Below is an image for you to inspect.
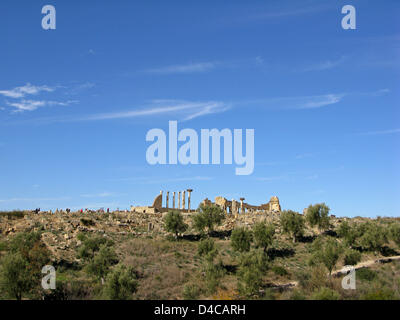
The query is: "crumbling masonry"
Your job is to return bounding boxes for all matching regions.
[130,190,281,215]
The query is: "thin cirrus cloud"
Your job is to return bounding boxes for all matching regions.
[144,62,217,75]
[358,128,400,136]
[82,100,230,122]
[299,56,347,72]
[241,93,345,110]
[0,83,55,98]
[6,99,77,112]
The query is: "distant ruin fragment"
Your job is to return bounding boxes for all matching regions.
[130,189,281,215]
[203,195,281,215]
[130,189,195,214]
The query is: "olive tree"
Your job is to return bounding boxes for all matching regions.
[192,204,225,236]
[164,210,188,238]
[305,203,330,232]
[253,222,275,253]
[280,210,305,243]
[311,238,342,276]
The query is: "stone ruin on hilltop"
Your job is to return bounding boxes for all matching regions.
[130,189,281,216]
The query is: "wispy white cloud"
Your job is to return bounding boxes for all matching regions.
[0,83,55,98]
[66,82,95,95]
[145,62,217,75]
[300,56,347,72]
[82,100,230,121]
[358,128,400,136]
[363,88,391,97]
[242,93,345,110]
[6,99,77,112]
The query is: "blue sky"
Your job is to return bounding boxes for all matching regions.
[0,0,399,217]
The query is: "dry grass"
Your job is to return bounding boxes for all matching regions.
[117,238,200,299]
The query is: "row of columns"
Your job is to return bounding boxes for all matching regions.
[230,197,246,215]
[163,189,193,212]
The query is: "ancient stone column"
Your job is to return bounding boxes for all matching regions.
[187,189,193,212]
[178,191,181,209]
[166,191,169,209]
[232,199,238,216]
[173,192,176,209]
[182,191,186,209]
[240,198,245,214]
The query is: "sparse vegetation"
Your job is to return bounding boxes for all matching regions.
[0,231,51,300]
[0,207,399,300]
[0,211,25,220]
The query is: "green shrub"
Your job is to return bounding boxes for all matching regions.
[271,265,289,276]
[0,210,25,219]
[0,241,8,252]
[204,261,225,294]
[337,221,358,247]
[358,222,388,252]
[253,222,275,253]
[0,252,32,300]
[85,245,119,280]
[0,231,51,300]
[198,238,218,262]
[182,283,201,300]
[310,287,340,300]
[296,265,328,293]
[361,287,396,300]
[231,228,252,253]
[80,218,95,226]
[289,289,307,300]
[237,251,268,298]
[343,249,362,266]
[357,268,377,281]
[76,235,112,260]
[103,264,138,300]
[389,223,400,247]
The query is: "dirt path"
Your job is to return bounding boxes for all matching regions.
[332,255,400,277]
[271,255,400,290]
